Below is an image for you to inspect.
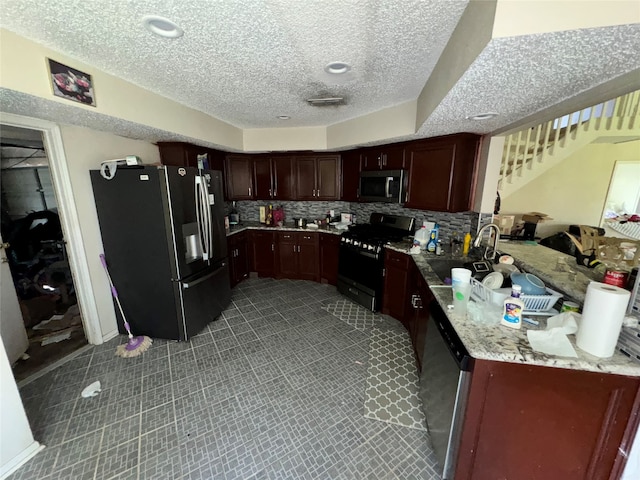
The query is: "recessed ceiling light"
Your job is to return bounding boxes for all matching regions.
[324,62,351,74]
[142,15,184,39]
[277,115,291,120]
[466,112,499,121]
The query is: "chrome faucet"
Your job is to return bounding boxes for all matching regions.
[473,223,501,262]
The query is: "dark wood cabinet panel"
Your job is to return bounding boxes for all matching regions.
[362,145,405,171]
[294,155,340,201]
[225,155,254,200]
[275,231,319,280]
[249,230,276,277]
[316,156,340,200]
[382,250,412,323]
[251,155,295,201]
[320,233,340,285]
[158,142,225,171]
[295,157,317,200]
[253,157,272,200]
[405,134,480,212]
[228,232,249,287]
[457,360,640,480]
[276,232,298,278]
[272,156,295,200]
[298,233,320,281]
[340,150,361,202]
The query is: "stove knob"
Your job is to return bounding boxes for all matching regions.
[368,244,375,251]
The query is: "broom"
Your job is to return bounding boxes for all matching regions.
[99,254,152,358]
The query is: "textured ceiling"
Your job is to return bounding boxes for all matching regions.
[0,0,467,128]
[0,0,639,149]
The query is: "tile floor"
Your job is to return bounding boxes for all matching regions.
[10,278,440,480]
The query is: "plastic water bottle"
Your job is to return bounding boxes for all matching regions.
[414,226,429,250]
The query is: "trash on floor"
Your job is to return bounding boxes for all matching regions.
[40,330,72,346]
[81,381,102,398]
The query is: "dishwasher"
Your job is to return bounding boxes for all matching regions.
[420,297,472,480]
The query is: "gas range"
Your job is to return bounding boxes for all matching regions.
[337,213,415,311]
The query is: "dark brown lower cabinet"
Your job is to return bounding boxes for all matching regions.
[382,250,431,370]
[320,233,340,285]
[457,360,640,480]
[249,230,276,277]
[275,231,320,281]
[228,232,249,287]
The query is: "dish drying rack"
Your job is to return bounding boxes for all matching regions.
[470,277,562,313]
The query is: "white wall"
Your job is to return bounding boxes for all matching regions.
[501,140,640,238]
[58,125,161,339]
[0,341,41,479]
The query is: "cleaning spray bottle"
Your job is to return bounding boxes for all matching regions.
[501,284,524,329]
[462,232,472,256]
[426,224,439,253]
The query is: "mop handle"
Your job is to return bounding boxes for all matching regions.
[99,254,133,339]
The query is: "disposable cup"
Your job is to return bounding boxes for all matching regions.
[452,283,472,314]
[451,268,472,314]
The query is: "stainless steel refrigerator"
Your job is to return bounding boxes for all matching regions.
[90,165,231,341]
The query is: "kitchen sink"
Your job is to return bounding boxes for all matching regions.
[427,258,470,283]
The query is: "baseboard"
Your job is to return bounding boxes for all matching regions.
[0,441,44,480]
[102,329,119,342]
[17,343,94,388]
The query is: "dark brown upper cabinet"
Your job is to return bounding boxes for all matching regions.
[405,134,480,212]
[253,156,296,201]
[340,149,361,202]
[295,155,341,201]
[225,154,254,200]
[361,144,405,171]
[157,142,225,171]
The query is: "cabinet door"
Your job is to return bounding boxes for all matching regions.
[382,145,405,170]
[272,156,295,200]
[316,155,340,200]
[227,237,238,287]
[382,250,411,321]
[457,361,640,480]
[320,233,340,285]
[298,233,319,282]
[412,274,432,371]
[225,155,254,200]
[250,231,275,277]
[158,142,189,167]
[276,232,298,278]
[295,157,316,200]
[405,144,455,211]
[361,149,383,171]
[253,157,272,200]
[341,150,361,202]
[236,235,250,283]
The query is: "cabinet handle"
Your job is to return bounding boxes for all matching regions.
[293,245,296,253]
[248,187,252,196]
[269,188,272,196]
[312,189,316,197]
[297,245,301,253]
[383,154,387,166]
[271,244,274,252]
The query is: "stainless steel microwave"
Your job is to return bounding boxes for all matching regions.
[359,170,407,203]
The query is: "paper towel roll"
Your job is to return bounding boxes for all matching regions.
[576,282,630,358]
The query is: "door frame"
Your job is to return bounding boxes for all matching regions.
[1,112,102,345]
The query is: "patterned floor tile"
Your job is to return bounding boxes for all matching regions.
[14,278,439,480]
[364,327,428,431]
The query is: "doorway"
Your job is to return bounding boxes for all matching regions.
[1,126,87,381]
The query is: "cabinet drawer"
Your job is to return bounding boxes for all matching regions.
[299,232,319,245]
[278,232,296,242]
[385,249,410,270]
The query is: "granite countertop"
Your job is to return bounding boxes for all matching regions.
[226,221,343,236]
[386,242,640,377]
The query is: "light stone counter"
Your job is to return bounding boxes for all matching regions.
[226,221,343,237]
[385,243,640,377]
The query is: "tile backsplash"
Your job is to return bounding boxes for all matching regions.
[227,200,492,242]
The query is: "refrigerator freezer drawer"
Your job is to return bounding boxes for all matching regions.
[178,261,231,340]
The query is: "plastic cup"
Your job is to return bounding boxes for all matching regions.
[451,268,472,314]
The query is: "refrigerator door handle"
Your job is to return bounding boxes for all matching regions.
[203,177,213,261]
[182,263,226,289]
[194,176,204,259]
[195,175,210,261]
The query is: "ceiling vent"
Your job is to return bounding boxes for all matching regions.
[306,97,345,106]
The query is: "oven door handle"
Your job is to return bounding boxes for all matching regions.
[384,177,392,198]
